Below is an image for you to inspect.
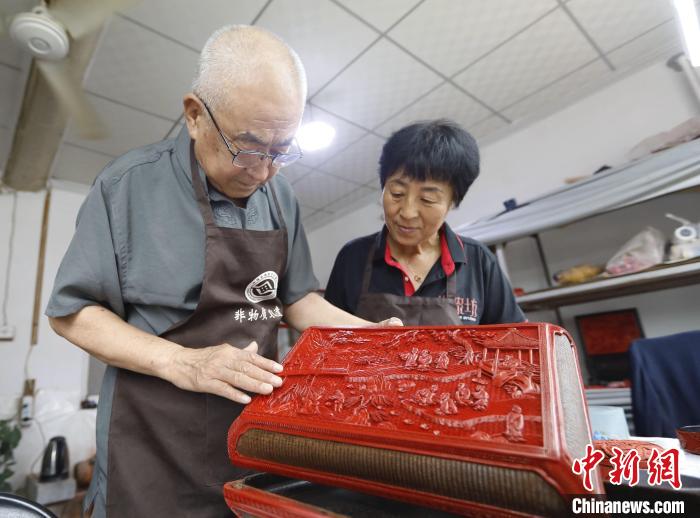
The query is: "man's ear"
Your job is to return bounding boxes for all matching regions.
[183,93,204,140]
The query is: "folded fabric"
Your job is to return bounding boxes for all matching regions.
[630,330,700,437]
[628,117,700,161]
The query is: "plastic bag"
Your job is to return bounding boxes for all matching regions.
[605,227,666,275]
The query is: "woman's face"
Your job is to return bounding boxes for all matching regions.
[382,171,453,248]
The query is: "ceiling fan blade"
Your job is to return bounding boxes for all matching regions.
[47,0,136,40]
[36,59,107,139]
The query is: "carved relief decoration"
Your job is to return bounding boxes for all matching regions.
[264,327,544,446]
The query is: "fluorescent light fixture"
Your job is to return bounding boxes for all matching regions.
[297,121,336,151]
[674,0,700,66]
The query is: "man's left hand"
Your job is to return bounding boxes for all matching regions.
[375,317,403,326]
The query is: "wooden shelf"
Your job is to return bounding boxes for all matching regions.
[516,259,700,310]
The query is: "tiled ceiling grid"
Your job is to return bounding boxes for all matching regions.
[0,0,685,232]
[0,0,35,178]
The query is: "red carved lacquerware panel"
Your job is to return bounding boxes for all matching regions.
[223,480,346,518]
[264,327,543,446]
[227,324,602,517]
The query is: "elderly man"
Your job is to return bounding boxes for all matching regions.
[47,25,397,517]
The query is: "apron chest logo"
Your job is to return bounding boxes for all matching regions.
[245,271,279,303]
[455,296,479,322]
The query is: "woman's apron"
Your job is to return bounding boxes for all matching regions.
[354,240,462,326]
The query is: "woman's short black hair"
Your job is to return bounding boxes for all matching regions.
[378,119,480,207]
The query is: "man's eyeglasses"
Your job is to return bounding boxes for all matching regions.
[200,99,302,169]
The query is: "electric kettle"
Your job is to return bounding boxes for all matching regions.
[39,436,69,482]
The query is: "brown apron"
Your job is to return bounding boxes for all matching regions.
[104,142,287,517]
[355,240,462,326]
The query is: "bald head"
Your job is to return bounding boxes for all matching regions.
[184,26,306,200]
[192,25,307,111]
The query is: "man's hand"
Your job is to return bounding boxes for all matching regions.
[49,307,284,404]
[375,317,403,327]
[166,341,283,404]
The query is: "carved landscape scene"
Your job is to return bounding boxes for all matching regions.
[263,328,545,446]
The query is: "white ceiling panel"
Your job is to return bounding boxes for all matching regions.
[375,82,493,138]
[64,94,174,157]
[167,122,185,140]
[335,0,423,32]
[453,9,599,110]
[2,0,684,238]
[0,36,26,70]
[503,59,611,122]
[302,207,335,232]
[313,39,442,129]
[257,0,378,96]
[120,0,267,50]
[291,170,362,210]
[84,16,198,120]
[607,19,682,71]
[567,0,675,53]
[0,0,36,68]
[330,184,377,217]
[317,133,385,185]
[299,204,318,220]
[0,127,12,173]
[468,115,510,142]
[280,162,314,185]
[389,0,557,76]
[50,143,114,184]
[298,106,367,168]
[0,0,35,16]
[0,66,24,129]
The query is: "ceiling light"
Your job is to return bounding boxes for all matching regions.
[674,0,700,66]
[297,121,336,151]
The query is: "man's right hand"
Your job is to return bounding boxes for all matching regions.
[49,307,284,405]
[166,341,284,404]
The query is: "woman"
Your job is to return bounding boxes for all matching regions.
[325,119,524,325]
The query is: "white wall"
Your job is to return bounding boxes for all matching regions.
[1,191,43,399]
[1,57,698,489]
[509,191,700,383]
[447,59,700,228]
[0,183,92,490]
[470,58,700,360]
[306,59,700,383]
[309,59,700,286]
[506,192,700,293]
[307,197,384,287]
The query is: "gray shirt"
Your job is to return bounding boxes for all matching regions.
[45,127,319,517]
[45,126,319,334]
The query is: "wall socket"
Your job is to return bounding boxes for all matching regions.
[0,324,16,341]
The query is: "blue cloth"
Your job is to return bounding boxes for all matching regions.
[630,330,700,437]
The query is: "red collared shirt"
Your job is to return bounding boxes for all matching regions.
[384,228,457,296]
